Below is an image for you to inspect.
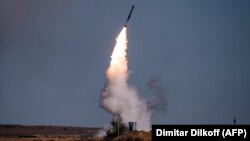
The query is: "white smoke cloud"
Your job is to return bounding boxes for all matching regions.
[95,129,106,137]
[100,27,151,131]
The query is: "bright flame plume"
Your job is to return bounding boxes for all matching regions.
[100,27,151,131]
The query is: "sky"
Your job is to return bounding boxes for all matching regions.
[0,0,250,127]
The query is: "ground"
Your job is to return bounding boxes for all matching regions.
[0,125,151,141]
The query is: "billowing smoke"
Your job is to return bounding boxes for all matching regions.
[146,75,168,113]
[100,27,151,131]
[95,129,106,137]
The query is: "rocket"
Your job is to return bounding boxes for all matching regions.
[124,5,135,27]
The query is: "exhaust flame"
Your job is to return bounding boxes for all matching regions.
[100,27,151,131]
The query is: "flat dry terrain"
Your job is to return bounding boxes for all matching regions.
[0,125,151,141]
[0,125,100,141]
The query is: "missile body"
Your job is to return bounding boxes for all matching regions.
[124,5,134,27]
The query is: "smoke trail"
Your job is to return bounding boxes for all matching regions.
[100,27,151,131]
[146,75,167,113]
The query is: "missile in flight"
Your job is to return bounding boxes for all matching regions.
[124,5,135,27]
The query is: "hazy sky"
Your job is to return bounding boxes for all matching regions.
[1,0,250,127]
